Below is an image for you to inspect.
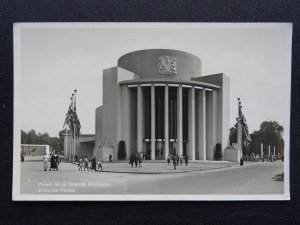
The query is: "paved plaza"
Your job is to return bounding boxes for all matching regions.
[20,160,284,195]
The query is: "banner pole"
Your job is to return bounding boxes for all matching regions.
[65,126,68,160]
[73,89,77,160]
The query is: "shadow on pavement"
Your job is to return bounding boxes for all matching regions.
[272,173,284,182]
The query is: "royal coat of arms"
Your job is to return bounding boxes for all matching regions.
[158,56,177,75]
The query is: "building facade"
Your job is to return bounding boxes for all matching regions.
[95,49,230,161]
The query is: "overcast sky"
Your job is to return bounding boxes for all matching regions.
[17,23,292,142]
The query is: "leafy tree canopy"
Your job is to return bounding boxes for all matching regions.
[229,120,284,156]
[21,129,65,154]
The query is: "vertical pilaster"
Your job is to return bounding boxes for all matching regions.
[177,85,183,156]
[206,89,217,160]
[188,87,195,160]
[151,84,155,160]
[237,121,243,162]
[137,85,143,153]
[164,85,169,160]
[198,89,206,160]
[126,87,131,159]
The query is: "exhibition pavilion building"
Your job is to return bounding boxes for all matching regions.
[92,49,230,161]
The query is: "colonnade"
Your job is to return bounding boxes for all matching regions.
[129,83,216,160]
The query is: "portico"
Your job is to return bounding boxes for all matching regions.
[121,80,219,161]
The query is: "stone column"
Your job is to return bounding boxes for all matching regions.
[188,87,195,160]
[151,84,155,160]
[198,89,206,160]
[164,85,169,160]
[177,85,183,156]
[137,85,143,153]
[206,90,217,160]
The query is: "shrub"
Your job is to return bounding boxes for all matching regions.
[117,140,126,160]
[214,143,222,160]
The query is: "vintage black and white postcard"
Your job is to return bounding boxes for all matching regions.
[13,23,292,200]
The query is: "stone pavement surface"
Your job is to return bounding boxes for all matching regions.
[19,160,283,195]
[19,160,236,194]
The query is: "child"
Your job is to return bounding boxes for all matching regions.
[84,156,89,171]
[78,158,83,171]
[97,161,103,171]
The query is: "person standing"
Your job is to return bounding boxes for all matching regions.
[57,153,61,166]
[43,153,48,171]
[78,157,83,171]
[109,154,112,163]
[184,155,188,166]
[50,154,55,171]
[54,153,59,171]
[167,155,170,165]
[84,156,89,171]
[240,158,244,167]
[172,155,178,170]
[97,161,103,171]
[180,155,183,166]
[91,156,97,171]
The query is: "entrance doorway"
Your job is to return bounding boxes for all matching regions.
[145,142,151,160]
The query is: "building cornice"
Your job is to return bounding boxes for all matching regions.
[119,78,220,89]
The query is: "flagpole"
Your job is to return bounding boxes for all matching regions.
[237,98,242,163]
[65,125,68,160]
[74,89,77,160]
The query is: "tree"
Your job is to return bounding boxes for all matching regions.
[21,130,27,144]
[214,143,222,160]
[20,129,65,154]
[229,123,250,155]
[37,132,50,145]
[249,121,284,156]
[27,129,37,144]
[249,130,262,155]
[229,126,237,145]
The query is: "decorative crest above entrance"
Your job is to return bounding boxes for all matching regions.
[158,56,177,75]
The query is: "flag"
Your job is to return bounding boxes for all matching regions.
[66,92,81,138]
[63,113,72,128]
[238,106,251,143]
[70,111,81,137]
[68,97,75,116]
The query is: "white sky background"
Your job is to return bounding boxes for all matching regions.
[19,23,292,143]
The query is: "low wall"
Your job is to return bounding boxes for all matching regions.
[102,146,115,162]
[223,147,238,162]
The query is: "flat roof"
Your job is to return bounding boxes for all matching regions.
[78,135,95,143]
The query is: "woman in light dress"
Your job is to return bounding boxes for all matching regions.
[78,157,84,171]
[83,156,89,171]
[43,153,48,171]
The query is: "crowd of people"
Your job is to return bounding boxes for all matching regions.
[77,156,103,172]
[40,152,191,172]
[129,152,143,167]
[43,152,61,171]
[42,154,104,172]
[167,154,189,170]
